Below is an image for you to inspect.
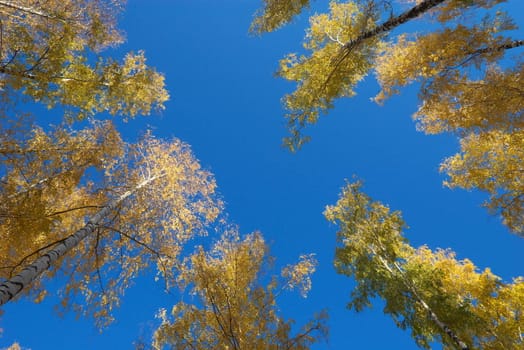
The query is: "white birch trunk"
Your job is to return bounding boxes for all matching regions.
[0,1,61,20]
[0,175,160,306]
[370,245,469,350]
[342,0,447,51]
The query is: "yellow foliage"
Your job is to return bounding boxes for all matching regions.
[153,229,326,349]
[374,11,523,234]
[56,133,222,327]
[0,0,168,120]
[4,342,22,350]
[441,129,524,233]
[254,0,523,234]
[278,1,379,150]
[0,120,123,284]
[0,122,222,327]
[327,182,524,349]
[375,15,517,107]
[414,64,523,134]
[250,0,311,34]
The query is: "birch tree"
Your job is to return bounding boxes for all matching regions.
[0,0,168,120]
[0,126,222,327]
[152,229,327,350]
[0,120,122,291]
[253,0,521,146]
[252,0,523,235]
[325,181,524,349]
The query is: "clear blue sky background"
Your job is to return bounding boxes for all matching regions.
[2,1,524,349]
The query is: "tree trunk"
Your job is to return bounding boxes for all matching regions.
[0,175,161,306]
[325,0,448,95]
[371,246,469,350]
[0,1,61,20]
[343,0,447,52]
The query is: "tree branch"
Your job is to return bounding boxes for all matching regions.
[0,1,64,21]
[0,236,68,278]
[94,228,105,294]
[46,205,106,218]
[0,174,163,306]
[326,0,447,91]
[367,239,469,350]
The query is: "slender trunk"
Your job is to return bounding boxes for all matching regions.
[0,174,161,306]
[0,66,111,87]
[390,260,469,350]
[473,39,524,55]
[338,0,523,60]
[343,0,447,52]
[0,1,61,21]
[371,246,469,350]
[324,0,448,95]
[0,66,36,80]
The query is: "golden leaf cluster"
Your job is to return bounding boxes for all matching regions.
[153,229,326,350]
[0,0,168,120]
[327,181,524,349]
[0,117,223,326]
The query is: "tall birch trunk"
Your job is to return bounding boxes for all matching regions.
[325,0,448,93]
[370,245,469,350]
[0,1,63,20]
[343,0,447,51]
[0,175,160,306]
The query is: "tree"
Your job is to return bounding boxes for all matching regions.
[252,0,524,235]
[254,0,520,145]
[152,229,327,350]
[0,0,176,327]
[0,0,168,120]
[0,120,123,297]
[325,181,524,349]
[0,126,222,327]
[0,0,224,334]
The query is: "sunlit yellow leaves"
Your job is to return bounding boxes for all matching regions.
[435,0,508,23]
[375,17,518,105]
[0,0,124,49]
[279,1,379,150]
[407,247,524,350]
[0,0,168,121]
[441,129,524,234]
[281,253,316,297]
[153,229,326,350]
[373,17,523,234]
[257,0,523,234]
[4,342,22,350]
[55,134,222,327]
[414,64,524,134]
[250,0,310,34]
[405,61,524,235]
[0,121,122,280]
[0,121,222,327]
[327,181,524,349]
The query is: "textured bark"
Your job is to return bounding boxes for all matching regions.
[325,0,448,94]
[0,175,161,306]
[0,1,62,20]
[473,39,524,55]
[343,0,447,52]
[0,66,112,86]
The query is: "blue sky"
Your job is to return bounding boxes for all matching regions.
[1,1,524,349]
